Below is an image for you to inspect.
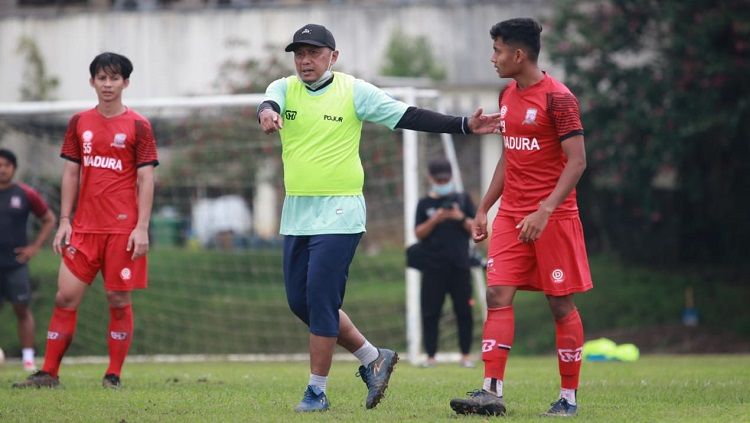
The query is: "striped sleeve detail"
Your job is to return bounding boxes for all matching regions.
[547,92,584,141]
[135,119,159,167]
[60,114,82,162]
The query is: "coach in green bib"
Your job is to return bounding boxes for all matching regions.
[258,23,501,413]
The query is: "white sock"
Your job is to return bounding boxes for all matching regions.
[22,348,34,362]
[483,377,503,397]
[353,341,379,366]
[560,388,576,405]
[309,373,328,393]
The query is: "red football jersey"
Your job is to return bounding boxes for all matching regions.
[61,108,158,234]
[498,73,584,218]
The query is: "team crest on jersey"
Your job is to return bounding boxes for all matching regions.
[522,108,538,125]
[82,130,93,142]
[500,105,508,118]
[10,195,21,209]
[111,133,127,148]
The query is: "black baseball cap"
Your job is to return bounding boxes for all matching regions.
[285,24,336,52]
[428,158,452,180]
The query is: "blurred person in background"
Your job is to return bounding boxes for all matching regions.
[258,23,501,412]
[449,18,592,418]
[13,52,158,390]
[413,158,476,369]
[0,148,56,372]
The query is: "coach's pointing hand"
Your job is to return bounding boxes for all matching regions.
[259,109,284,134]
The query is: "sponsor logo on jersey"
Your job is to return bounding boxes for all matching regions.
[117,214,128,221]
[558,347,583,363]
[500,105,508,118]
[285,110,297,120]
[47,331,60,340]
[551,268,565,284]
[323,114,343,122]
[120,267,132,280]
[111,133,127,149]
[504,136,540,151]
[10,195,21,209]
[110,331,129,341]
[83,130,93,142]
[83,155,123,171]
[523,108,538,125]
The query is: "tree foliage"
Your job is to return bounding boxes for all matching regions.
[17,36,59,101]
[547,0,750,267]
[380,29,446,81]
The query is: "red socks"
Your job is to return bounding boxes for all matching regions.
[482,306,514,380]
[555,308,584,389]
[42,306,78,377]
[105,304,134,377]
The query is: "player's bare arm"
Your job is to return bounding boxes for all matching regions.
[516,135,586,243]
[467,108,503,135]
[15,209,56,263]
[259,108,283,134]
[53,161,80,255]
[473,154,506,243]
[129,165,155,260]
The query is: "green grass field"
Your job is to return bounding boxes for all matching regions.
[0,355,748,422]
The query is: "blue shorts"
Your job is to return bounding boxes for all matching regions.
[283,233,362,337]
[0,264,31,304]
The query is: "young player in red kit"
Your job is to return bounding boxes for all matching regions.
[449,18,592,417]
[13,52,158,389]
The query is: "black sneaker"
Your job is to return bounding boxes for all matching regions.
[102,373,121,389]
[12,370,60,389]
[356,348,399,409]
[541,397,577,417]
[450,389,506,416]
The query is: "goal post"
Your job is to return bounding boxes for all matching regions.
[0,90,486,363]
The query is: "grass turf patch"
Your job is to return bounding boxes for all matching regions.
[0,355,748,422]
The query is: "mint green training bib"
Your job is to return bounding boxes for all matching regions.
[280,72,364,196]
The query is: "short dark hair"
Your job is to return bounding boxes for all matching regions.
[490,18,543,62]
[428,158,452,179]
[0,148,17,168]
[89,52,133,79]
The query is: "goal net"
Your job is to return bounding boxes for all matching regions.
[0,91,485,364]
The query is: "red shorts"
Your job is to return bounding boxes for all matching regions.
[486,214,593,296]
[63,232,148,291]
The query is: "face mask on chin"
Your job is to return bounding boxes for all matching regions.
[432,182,454,197]
[300,55,334,90]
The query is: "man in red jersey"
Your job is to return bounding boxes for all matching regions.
[449,18,591,417]
[13,52,158,389]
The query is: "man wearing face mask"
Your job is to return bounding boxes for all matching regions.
[257,24,501,413]
[413,159,476,369]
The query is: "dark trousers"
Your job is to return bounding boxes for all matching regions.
[420,264,473,357]
[283,233,362,337]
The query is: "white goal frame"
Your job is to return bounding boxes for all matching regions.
[0,91,486,366]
